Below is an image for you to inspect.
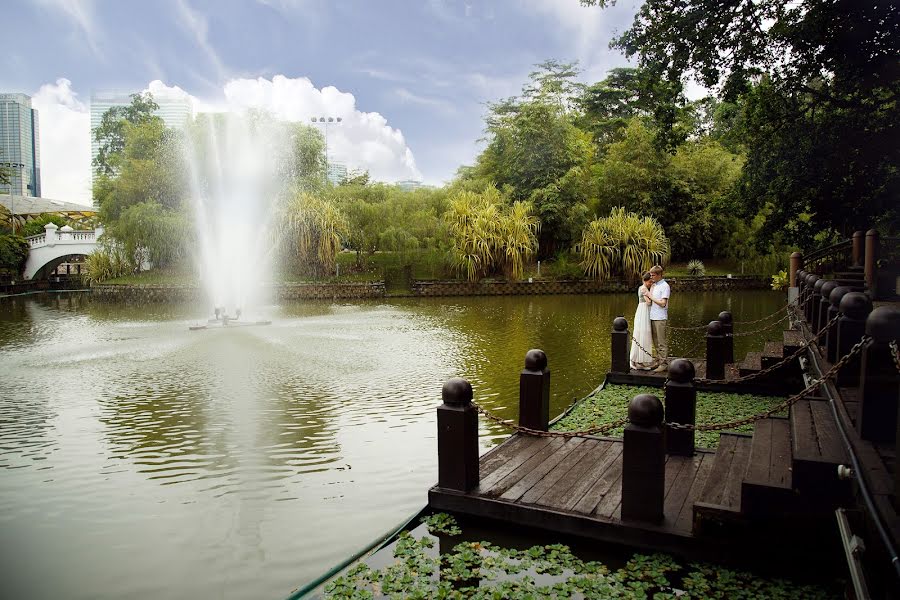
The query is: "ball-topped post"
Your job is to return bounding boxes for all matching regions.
[790,252,803,288]
[865,229,879,297]
[437,377,479,492]
[622,394,665,523]
[817,280,840,333]
[519,349,550,431]
[665,359,696,456]
[836,292,873,387]
[825,286,853,363]
[857,307,900,443]
[718,310,734,364]
[611,316,630,374]
[705,320,726,380]
[804,274,820,323]
[811,278,828,332]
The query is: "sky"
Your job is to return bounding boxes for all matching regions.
[3,0,641,206]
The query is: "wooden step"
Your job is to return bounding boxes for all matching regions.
[790,399,850,500]
[741,418,795,516]
[835,271,866,281]
[693,433,752,532]
[739,352,763,377]
[783,330,804,356]
[761,341,784,369]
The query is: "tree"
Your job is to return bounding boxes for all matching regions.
[584,0,900,239]
[281,192,349,277]
[93,92,161,176]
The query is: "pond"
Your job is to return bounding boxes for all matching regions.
[0,289,785,599]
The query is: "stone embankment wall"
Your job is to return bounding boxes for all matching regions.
[90,276,767,302]
[409,276,768,297]
[91,282,386,302]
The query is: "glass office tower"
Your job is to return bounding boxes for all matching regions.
[0,93,41,197]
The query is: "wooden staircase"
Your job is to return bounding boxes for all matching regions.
[692,324,850,535]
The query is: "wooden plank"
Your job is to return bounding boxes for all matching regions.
[480,434,536,478]
[719,435,752,510]
[500,437,584,502]
[592,464,624,518]
[676,453,713,532]
[769,418,792,488]
[476,436,555,492]
[664,455,701,529]
[698,433,738,506]
[809,400,846,464]
[539,442,621,511]
[744,419,773,484]
[572,449,624,514]
[483,436,567,498]
[519,437,598,504]
[791,400,818,460]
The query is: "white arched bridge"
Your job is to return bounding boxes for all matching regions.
[24,222,101,280]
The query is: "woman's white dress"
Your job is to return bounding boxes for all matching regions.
[630,285,655,369]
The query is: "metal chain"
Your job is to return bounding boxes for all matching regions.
[472,402,628,438]
[891,340,900,374]
[630,335,658,361]
[668,335,869,431]
[693,312,840,385]
[731,314,790,337]
[732,303,792,326]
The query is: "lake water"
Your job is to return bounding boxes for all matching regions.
[0,290,785,599]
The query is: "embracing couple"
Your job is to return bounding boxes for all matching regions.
[629,265,670,373]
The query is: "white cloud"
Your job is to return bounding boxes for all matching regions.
[31,79,92,206]
[31,75,422,202]
[217,75,422,181]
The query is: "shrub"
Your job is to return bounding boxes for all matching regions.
[575,207,669,282]
[687,259,706,276]
[771,269,788,291]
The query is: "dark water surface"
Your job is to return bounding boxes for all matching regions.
[0,290,785,599]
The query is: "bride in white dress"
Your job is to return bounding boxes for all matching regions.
[630,272,656,370]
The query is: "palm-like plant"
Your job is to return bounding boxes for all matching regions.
[445,186,539,281]
[282,191,349,276]
[576,207,669,281]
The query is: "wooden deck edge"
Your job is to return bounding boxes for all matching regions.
[605,372,787,395]
[428,485,704,557]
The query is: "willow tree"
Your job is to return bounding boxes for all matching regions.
[576,207,668,282]
[445,185,539,281]
[281,191,349,277]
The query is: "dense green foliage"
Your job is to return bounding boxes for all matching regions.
[576,207,668,282]
[583,0,899,247]
[19,214,70,238]
[0,234,28,277]
[324,513,837,598]
[553,384,786,449]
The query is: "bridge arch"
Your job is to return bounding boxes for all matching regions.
[23,223,101,280]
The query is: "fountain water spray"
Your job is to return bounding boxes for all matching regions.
[185,112,293,320]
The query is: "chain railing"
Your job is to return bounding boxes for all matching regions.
[692,312,840,385]
[667,336,868,431]
[475,334,867,439]
[731,313,791,337]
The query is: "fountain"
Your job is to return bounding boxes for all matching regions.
[184,112,293,330]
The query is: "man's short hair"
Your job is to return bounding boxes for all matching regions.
[650,265,663,275]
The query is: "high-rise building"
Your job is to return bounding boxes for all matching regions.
[90,91,193,194]
[326,161,348,185]
[396,179,424,192]
[0,93,41,197]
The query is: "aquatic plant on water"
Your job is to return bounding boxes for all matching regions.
[551,384,786,449]
[323,513,837,599]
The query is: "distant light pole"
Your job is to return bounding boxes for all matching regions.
[310,116,342,184]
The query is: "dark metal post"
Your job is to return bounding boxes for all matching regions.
[857,308,900,443]
[851,231,864,269]
[519,349,550,432]
[790,252,803,288]
[865,229,879,298]
[611,316,630,374]
[836,292,873,387]
[437,377,479,492]
[818,281,839,334]
[718,311,734,365]
[622,394,665,523]
[826,286,852,364]
[665,359,696,456]
[705,321,726,380]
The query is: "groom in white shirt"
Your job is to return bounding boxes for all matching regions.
[648,265,670,373]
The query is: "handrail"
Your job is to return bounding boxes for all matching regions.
[805,239,851,262]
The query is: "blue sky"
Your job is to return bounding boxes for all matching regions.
[3,0,640,204]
